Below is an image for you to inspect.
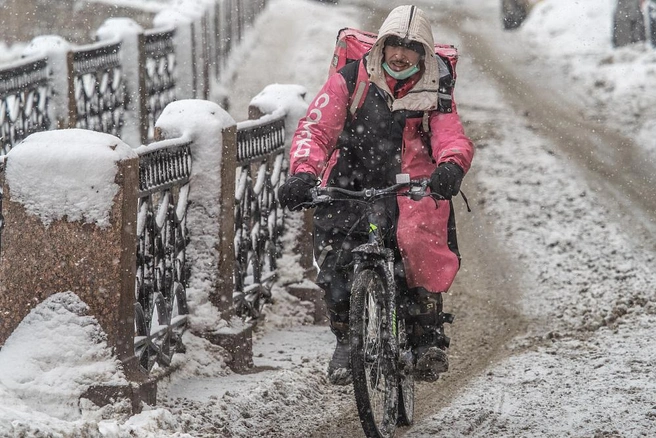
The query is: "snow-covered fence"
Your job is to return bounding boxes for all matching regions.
[0,0,269,152]
[134,138,192,373]
[0,85,306,387]
[138,27,178,145]
[0,56,51,155]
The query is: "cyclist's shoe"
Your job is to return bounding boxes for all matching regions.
[327,338,352,385]
[414,345,449,382]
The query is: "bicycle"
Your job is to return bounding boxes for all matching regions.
[309,174,444,438]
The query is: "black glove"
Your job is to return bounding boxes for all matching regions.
[278,172,317,211]
[429,162,464,199]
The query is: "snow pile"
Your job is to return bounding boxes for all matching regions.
[0,292,129,436]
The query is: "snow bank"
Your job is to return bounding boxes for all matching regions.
[0,292,127,429]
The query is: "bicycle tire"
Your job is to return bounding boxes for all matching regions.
[350,268,398,438]
[396,317,414,426]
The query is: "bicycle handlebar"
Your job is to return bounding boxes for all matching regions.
[308,177,441,206]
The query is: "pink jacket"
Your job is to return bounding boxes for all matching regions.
[289,70,474,292]
[289,5,474,292]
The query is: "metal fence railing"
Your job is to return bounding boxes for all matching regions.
[0,56,50,155]
[138,28,177,145]
[134,139,192,372]
[67,40,126,138]
[233,111,287,321]
[0,0,291,375]
[0,0,268,153]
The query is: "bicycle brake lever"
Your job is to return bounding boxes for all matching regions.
[314,194,332,204]
[408,183,427,201]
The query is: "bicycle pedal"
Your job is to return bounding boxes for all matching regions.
[443,335,451,348]
[439,312,455,325]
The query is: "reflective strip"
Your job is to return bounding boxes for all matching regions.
[316,244,333,268]
[422,112,430,132]
[349,81,368,116]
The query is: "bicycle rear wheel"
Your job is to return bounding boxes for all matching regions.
[350,268,398,438]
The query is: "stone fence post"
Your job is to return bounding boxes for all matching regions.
[0,129,140,378]
[154,99,252,370]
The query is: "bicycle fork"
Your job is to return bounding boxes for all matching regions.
[352,219,399,360]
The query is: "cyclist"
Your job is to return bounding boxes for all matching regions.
[279,4,474,384]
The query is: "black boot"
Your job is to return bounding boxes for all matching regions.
[406,289,453,382]
[327,317,352,385]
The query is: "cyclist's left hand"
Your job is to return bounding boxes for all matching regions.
[429,162,463,198]
[278,172,317,211]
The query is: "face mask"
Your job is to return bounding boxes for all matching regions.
[382,62,420,80]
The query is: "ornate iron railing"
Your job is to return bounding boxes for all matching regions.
[234,111,287,321]
[68,40,126,137]
[139,28,176,145]
[0,157,4,254]
[0,56,51,155]
[135,139,191,372]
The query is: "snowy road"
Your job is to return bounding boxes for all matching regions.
[212,0,656,436]
[165,0,656,436]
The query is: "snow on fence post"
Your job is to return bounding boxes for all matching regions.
[0,129,141,380]
[21,36,72,130]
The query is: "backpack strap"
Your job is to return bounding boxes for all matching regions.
[436,54,455,114]
[339,58,370,120]
[350,77,369,117]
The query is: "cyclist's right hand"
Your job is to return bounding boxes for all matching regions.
[278,172,317,211]
[429,162,463,199]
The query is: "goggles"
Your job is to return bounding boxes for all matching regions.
[384,35,425,56]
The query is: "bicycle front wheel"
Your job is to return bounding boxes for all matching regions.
[350,268,398,438]
[396,316,415,426]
